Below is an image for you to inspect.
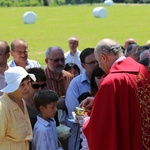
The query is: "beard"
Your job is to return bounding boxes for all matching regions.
[54,65,64,74]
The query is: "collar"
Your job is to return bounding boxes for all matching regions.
[45,67,66,80]
[69,49,80,56]
[110,57,140,74]
[37,115,54,126]
[81,71,90,84]
[11,59,29,66]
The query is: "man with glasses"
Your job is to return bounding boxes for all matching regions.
[45,46,73,150]
[65,47,97,150]
[8,38,41,69]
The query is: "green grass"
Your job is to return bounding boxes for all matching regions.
[0,4,150,66]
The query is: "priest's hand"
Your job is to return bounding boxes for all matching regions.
[79,96,94,111]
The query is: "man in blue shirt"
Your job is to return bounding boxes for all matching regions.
[65,48,97,150]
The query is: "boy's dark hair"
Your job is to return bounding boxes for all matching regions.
[21,75,31,83]
[33,90,59,112]
[80,48,94,63]
[27,67,46,82]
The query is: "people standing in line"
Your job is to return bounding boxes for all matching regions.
[0,40,10,96]
[44,46,73,150]
[8,38,41,69]
[65,48,97,150]
[80,38,150,150]
[32,90,63,150]
[65,36,84,73]
[64,62,80,77]
[0,66,36,150]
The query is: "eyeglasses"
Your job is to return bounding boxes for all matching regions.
[13,50,28,55]
[84,60,98,65]
[31,83,47,89]
[47,57,65,63]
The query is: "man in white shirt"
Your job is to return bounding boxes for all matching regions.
[8,38,41,70]
[65,36,84,73]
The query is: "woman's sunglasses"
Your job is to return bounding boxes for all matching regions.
[31,83,47,89]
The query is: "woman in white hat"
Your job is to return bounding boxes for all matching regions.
[0,66,36,150]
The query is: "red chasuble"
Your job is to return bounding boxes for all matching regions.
[83,57,150,150]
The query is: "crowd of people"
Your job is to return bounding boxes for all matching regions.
[0,36,150,150]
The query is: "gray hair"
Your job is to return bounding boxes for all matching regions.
[95,41,123,56]
[45,46,64,58]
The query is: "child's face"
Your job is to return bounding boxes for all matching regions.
[41,101,57,121]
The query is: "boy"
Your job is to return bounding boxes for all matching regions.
[32,90,63,150]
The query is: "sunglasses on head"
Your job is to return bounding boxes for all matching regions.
[31,83,47,89]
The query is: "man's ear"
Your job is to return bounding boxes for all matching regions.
[45,58,48,64]
[39,105,45,112]
[6,53,10,59]
[10,50,13,57]
[81,63,85,69]
[101,53,107,61]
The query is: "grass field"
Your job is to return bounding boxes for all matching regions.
[0,4,150,66]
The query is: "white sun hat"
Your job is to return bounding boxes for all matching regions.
[0,66,36,93]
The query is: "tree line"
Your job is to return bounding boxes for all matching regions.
[0,0,149,7]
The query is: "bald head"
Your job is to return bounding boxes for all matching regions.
[124,38,136,49]
[0,40,10,68]
[68,36,79,42]
[146,40,150,47]
[95,38,124,74]
[140,50,150,61]
[45,46,64,58]
[95,38,123,55]
[0,41,10,54]
[11,38,28,51]
[68,36,79,54]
